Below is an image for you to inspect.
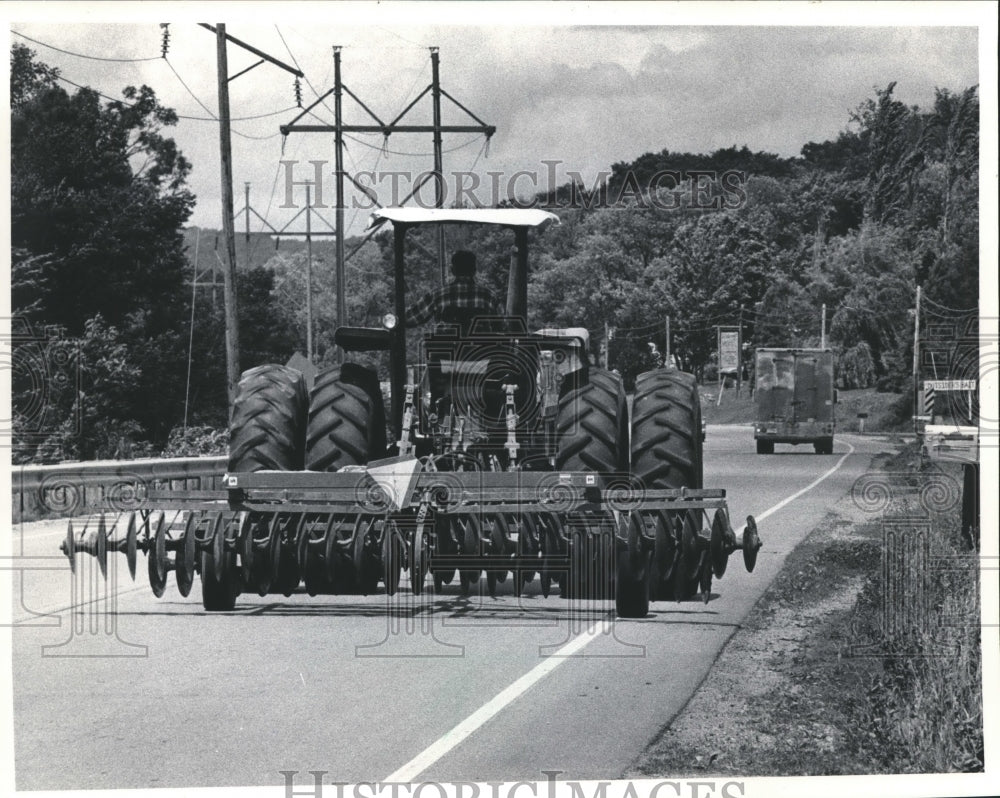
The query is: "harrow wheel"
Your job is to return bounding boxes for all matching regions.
[148,513,168,599]
[514,514,538,597]
[209,512,226,583]
[411,522,429,596]
[649,512,677,601]
[124,513,138,581]
[353,516,381,595]
[245,514,277,597]
[456,515,482,595]
[616,512,651,618]
[175,513,197,598]
[710,508,731,579]
[299,515,331,597]
[674,512,702,602]
[383,519,403,597]
[743,515,761,573]
[274,515,304,597]
[95,514,108,579]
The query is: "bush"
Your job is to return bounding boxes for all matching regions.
[840,342,876,389]
[161,425,228,458]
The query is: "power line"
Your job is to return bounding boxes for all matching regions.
[52,72,296,123]
[164,57,218,119]
[12,29,162,63]
[343,131,483,157]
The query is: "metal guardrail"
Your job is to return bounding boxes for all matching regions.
[922,424,979,464]
[12,456,228,523]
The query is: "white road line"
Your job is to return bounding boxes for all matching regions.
[384,622,601,783]
[735,441,856,533]
[384,440,858,783]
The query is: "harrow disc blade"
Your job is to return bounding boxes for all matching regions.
[175,513,197,598]
[96,514,108,579]
[238,513,255,584]
[742,515,761,573]
[410,524,428,596]
[125,513,138,581]
[674,512,700,602]
[323,515,344,590]
[62,521,76,574]
[148,513,168,598]
[457,515,481,590]
[209,512,226,584]
[353,516,380,595]
[710,508,730,579]
[383,519,402,597]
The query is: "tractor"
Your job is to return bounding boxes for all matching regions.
[61,208,760,618]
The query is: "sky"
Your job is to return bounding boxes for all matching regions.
[5,3,994,239]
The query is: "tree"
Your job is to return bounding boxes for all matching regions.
[10,45,197,459]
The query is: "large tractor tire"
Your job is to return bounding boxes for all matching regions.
[228,364,308,472]
[219,365,307,610]
[556,368,627,600]
[631,369,703,490]
[306,365,386,472]
[555,367,628,473]
[630,369,704,603]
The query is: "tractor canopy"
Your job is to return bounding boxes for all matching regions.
[366,207,561,232]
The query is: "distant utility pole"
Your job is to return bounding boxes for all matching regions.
[202,22,304,408]
[821,303,826,349]
[305,182,314,362]
[912,284,921,432]
[664,315,671,368]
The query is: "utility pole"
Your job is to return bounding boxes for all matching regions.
[333,47,346,356]
[244,182,251,270]
[737,304,744,397]
[664,315,671,369]
[200,22,303,408]
[215,23,241,409]
[912,284,921,432]
[305,182,314,362]
[821,303,826,349]
[604,322,612,370]
[431,48,446,283]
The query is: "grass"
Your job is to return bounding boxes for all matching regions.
[699,386,910,432]
[630,444,983,777]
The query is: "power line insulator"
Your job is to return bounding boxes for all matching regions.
[159,23,170,58]
[294,77,302,108]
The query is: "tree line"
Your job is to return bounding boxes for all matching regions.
[9,43,979,461]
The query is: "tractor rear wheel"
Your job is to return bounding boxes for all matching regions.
[228,364,308,472]
[222,365,307,608]
[555,368,626,599]
[306,365,385,471]
[631,369,704,601]
[555,366,628,473]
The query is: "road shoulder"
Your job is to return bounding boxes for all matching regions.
[626,441,983,776]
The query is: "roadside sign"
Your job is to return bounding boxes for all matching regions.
[923,379,976,391]
[719,329,739,373]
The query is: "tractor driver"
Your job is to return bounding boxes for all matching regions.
[405,250,503,332]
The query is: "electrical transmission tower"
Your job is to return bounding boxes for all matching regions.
[279,47,496,354]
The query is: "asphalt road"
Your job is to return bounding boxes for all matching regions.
[10,428,894,790]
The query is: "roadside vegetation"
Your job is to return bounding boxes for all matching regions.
[630,444,983,776]
[10,43,978,462]
[700,386,912,432]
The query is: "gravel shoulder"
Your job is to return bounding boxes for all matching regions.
[626,442,983,777]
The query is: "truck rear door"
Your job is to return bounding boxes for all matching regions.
[756,350,795,421]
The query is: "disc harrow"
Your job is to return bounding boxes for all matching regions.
[58,469,762,615]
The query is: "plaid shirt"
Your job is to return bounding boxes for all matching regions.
[405,276,503,326]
